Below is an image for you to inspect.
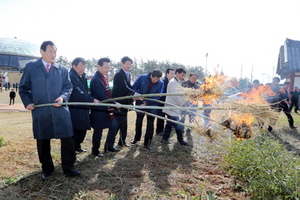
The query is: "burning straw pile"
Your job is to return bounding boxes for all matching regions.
[180,74,278,140]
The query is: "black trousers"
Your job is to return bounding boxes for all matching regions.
[271,102,294,127]
[36,137,76,174]
[73,130,87,150]
[156,106,165,133]
[114,111,128,145]
[134,111,155,146]
[92,119,118,153]
[9,97,15,105]
[290,100,299,113]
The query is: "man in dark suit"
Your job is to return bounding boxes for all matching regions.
[112,56,138,147]
[19,41,80,181]
[69,57,99,158]
[9,88,16,105]
[155,68,174,135]
[131,69,164,149]
[90,58,121,157]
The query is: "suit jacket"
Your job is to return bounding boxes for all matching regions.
[69,68,94,130]
[132,73,164,114]
[112,68,135,115]
[19,59,73,139]
[90,71,116,129]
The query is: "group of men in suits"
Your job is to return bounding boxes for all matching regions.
[19,40,192,181]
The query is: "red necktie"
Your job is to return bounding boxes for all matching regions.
[46,64,51,72]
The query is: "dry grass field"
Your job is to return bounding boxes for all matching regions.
[1,90,300,199]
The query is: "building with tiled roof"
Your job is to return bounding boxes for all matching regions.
[277,38,300,89]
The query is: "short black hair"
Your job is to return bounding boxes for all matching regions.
[40,41,56,51]
[284,81,290,85]
[151,69,162,78]
[72,57,86,66]
[165,68,174,74]
[121,56,132,64]
[253,79,259,84]
[189,73,198,77]
[273,77,280,83]
[98,58,110,66]
[175,68,186,74]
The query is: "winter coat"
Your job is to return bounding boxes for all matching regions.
[69,68,94,130]
[90,71,116,129]
[19,59,73,140]
[132,73,164,114]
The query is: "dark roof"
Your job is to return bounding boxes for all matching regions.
[0,38,39,71]
[277,38,300,79]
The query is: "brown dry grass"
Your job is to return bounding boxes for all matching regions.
[1,91,300,199]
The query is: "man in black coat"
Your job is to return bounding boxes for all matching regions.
[155,68,174,136]
[111,56,138,147]
[90,58,121,156]
[69,57,99,157]
[9,88,16,105]
[290,86,300,113]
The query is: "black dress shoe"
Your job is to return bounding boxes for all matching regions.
[63,168,81,177]
[41,173,52,181]
[75,157,80,162]
[118,141,130,147]
[144,145,152,150]
[290,125,297,129]
[131,139,138,144]
[76,148,87,153]
[93,152,104,157]
[105,147,121,153]
[161,139,172,144]
[179,141,188,146]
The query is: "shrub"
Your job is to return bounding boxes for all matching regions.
[221,135,300,199]
[0,137,5,147]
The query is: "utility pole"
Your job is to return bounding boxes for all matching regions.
[240,65,243,79]
[250,65,253,82]
[205,53,208,73]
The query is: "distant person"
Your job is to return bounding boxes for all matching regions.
[131,69,164,150]
[290,86,300,113]
[155,68,174,136]
[9,88,16,105]
[111,56,138,147]
[69,57,99,159]
[245,79,259,93]
[15,82,18,92]
[266,78,297,131]
[19,41,80,181]
[90,58,121,157]
[161,68,188,146]
[182,73,200,133]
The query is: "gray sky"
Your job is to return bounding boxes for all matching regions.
[1,0,300,83]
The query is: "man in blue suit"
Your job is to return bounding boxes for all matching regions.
[131,69,164,149]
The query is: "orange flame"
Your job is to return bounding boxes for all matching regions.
[200,72,227,105]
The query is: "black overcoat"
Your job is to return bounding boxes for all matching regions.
[69,68,94,130]
[90,71,116,129]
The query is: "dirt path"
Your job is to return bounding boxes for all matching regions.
[0,103,28,112]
